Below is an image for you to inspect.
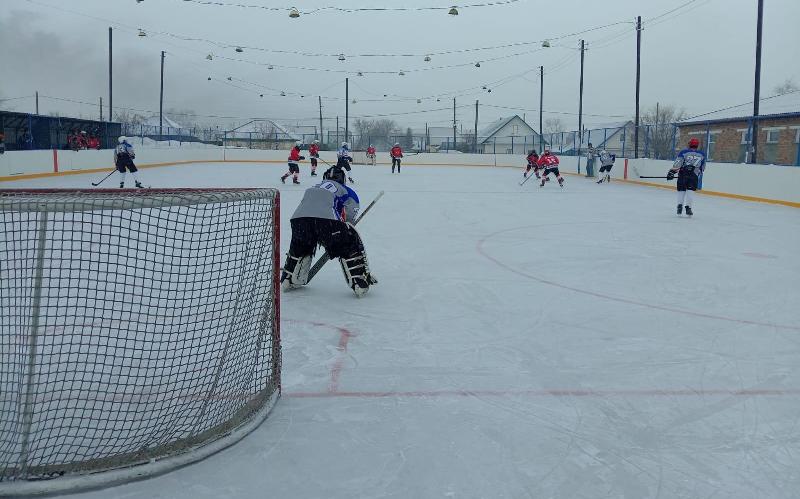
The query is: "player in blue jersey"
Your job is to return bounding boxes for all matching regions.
[668,137,706,216]
[115,136,145,188]
[280,174,377,296]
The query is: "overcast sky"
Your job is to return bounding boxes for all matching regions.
[1,0,798,132]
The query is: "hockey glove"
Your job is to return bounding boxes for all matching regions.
[666,170,676,181]
[300,156,306,160]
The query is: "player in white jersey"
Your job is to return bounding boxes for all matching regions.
[115,137,144,188]
[595,149,615,184]
[668,137,706,217]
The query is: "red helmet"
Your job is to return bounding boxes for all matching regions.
[688,137,700,149]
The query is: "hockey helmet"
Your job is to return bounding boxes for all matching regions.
[313,139,319,144]
[118,136,127,144]
[323,166,346,184]
[341,142,349,148]
[394,142,400,147]
[688,137,700,149]
[295,140,302,147]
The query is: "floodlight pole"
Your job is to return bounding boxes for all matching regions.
[751,0,764,164]
[160,51,165,138]
[109,27,113,122]
[539,65,544,152]
[635,16,642,159]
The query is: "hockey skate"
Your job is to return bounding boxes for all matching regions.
[685,206,693,217]
[558,178,564,188]
[311,171,317,176]
[677,204,683,215]
[135,181,144,189]
[119,182,125,189]
[281,175,287,184]
[293,178,300,184]
[281,254,312,290]
[597,177,604,184]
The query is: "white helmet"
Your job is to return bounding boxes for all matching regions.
[295,140,302,147]
[342,142,349,148]
[118,136,127,144]
[394,142,400,147]
[313,139,319,144]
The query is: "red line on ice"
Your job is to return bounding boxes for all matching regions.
[285,388,800,399]
[284,319,354,394]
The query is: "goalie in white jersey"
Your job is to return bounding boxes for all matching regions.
[281,172,377,296]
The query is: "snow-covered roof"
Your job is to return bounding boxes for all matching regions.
[142,115,185,130]
[678,92,800,125]
[226,120,300,140]
[477,116,538,144]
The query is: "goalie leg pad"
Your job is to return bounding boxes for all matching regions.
[281,254,312,290]
[339,251,378,297]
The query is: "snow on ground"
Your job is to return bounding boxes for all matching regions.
[8,162,800,498]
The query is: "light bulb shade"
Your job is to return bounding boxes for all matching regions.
[541,40,551,48]
[357,72,364,76]
[338,54,346,61]
[206,54,213,60]
[399,71,405,76]
[448,7,458,15]
[281,91,286,96]
[235,47,244,53]
[475,62,481,68]
[424,56,431,62]
[138,29,146,37]
[267,65,274,70]
[289,7,300,18]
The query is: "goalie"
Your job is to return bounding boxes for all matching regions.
[281,169,378,297]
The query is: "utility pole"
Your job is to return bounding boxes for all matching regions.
[159,50,165,138]
[539,65,544,152]
[655,101,659,158]
[474,100,479,153]
[100,97,103,122]
[35,91,39,115]
[635,15,642,159]
[336,116,339,145]
[108,27,113,122]
[577,40,586,171]
[751,0,764,164]
[453,97,457,151]
[318,96,323,145]
[345,78,349,145]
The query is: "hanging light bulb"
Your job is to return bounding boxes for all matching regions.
[227,76,232,81]
[289,7,300,18]
[482,85,487,90]
[424,55,431,62]
[436,98,441,102]
[399,71,405,76]
[383,94,388,97]
[281,91,286,97]
[267,65,274,70]
[235,46,244,53]
[206,54,213,60]
[207,77,212,81]
[541,40,551,48]
[417,99,422,104]
[338,54,346,62]
[475,62,481,68]
[487,89,492,93]
[448,6,459,15]
[259,94,264,98]
[352,99,357,104]
[138,29,147,37]
[357,72,364,77]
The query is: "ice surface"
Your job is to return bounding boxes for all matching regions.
[6,162,800,498]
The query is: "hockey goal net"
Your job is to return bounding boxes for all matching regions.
[0,188,281,495]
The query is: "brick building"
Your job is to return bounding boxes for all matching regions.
[675,92,800,166]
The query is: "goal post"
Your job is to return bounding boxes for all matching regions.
[351,151,376,166]
[0,188,281,495]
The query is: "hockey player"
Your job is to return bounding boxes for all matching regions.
[281,141,306,184]
[524,149,540,179]
[537,149,564,188]
[669,137,706,216]
[336,142,356,183]
[390,143,403,173]
[309,140,320,176]
[115,136,144,188]
[596,148,615,183]
[280,176,378,297]
[366,145,377,165]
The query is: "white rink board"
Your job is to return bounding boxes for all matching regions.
[7,162,800,499]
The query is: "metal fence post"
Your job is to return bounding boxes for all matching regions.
[621,125,627,158]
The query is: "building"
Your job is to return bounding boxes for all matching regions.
[554,121,634,157]
[223,120,300,149]
[477,116,543,154]
[675,92,800,165]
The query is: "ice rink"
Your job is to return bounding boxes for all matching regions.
[9,161,800,498]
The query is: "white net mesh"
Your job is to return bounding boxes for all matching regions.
[0,188,280,492]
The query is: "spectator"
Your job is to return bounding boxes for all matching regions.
[68,129,81,151]
[0,131,6,154]
[18,128,33,150]
[78,131,89,150]
[87,132,101,150]
[586,142,596,178]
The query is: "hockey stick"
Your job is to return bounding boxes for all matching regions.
[91,169,116,187]
[305,190,385,284]
[639,176,675,180]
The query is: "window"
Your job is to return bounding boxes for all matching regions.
[766,129,781,144]
[741,130,752,144]
[796,129,800,144]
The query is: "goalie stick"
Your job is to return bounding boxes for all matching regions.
[305,190,384,283]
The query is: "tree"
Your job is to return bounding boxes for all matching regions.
[353,118,396,149]
[404,127,414,150]
[640,103,687,159]
[543,117,564,135]
[774,78,799,95]
[113,109,146,126]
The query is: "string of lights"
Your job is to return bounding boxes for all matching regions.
[172,0,522,15]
